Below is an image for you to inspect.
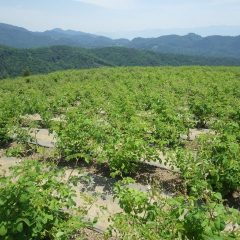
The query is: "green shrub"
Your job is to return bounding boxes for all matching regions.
[0,160,88,240]
[107,178,240,240]
[176,134,240,197]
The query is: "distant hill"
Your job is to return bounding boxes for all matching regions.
[0,23,123,49]
[91,47,240,67]
[1,45,240,79]
[0,23,56,48]
[0,45,112,78]
[129,33,240,58]
[102,26,240,39]
[1,23,240,58]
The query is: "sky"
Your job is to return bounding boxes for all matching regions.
[0,0,240,38]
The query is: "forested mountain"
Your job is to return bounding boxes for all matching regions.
[91,47,240,67]
[0,23,122,49]
[1,45,240,79]
[0,45,112,78]
[0,23,56,48]
[129,33,240,58]
[1,23,240,58]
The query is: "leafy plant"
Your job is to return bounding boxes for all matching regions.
[175,134,240,197]
[107,178,240,240]
[0,160,89,240]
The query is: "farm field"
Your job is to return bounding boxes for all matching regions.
[0,66,240,239]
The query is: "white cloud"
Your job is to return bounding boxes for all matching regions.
[74,0,240,10]
[74,0,136,9]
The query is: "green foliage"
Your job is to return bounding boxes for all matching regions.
[104,132,155,176]
[1,67,240,239]
[0,160,87,240]
[22,68,31,77]
[1,45,240,79]
[189,97,214,128]
[1,66,240,179]
[5,144,26,157]
[174,133,240,197]
[57,111,106,163]
[0,45,112,79]
[107,178,240,240]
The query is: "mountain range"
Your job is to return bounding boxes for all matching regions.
[1,23,240,59]
[100,26,240,39]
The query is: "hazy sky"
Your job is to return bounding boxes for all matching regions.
[0,0,240,34]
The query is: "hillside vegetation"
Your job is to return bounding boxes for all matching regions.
[0,67,239,239]
[1,45,240,79]
[0,45,112,79]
